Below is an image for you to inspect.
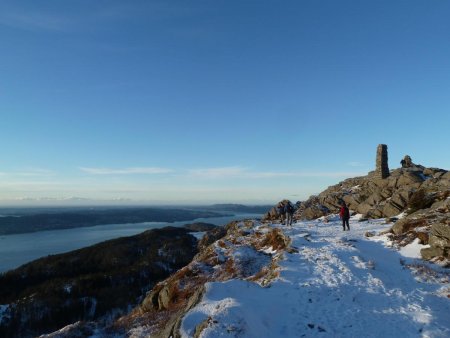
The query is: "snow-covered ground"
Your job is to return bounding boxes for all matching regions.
[181,216,450,337]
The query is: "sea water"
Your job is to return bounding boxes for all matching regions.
[0,213,260,273]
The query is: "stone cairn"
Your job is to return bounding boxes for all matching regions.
[375,144,390,179]
[400,155,413,168]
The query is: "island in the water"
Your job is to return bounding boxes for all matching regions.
[0,204,271,235]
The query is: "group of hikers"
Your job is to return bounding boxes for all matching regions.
[276,201,296,227]
[277,200,351,231]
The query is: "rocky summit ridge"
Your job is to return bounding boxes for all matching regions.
[263,148,450,263]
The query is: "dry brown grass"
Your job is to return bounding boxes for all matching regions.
[414,231,429,245]
[223,258,236,277]
[258,228,289,251]
[217,240,227,248]
[405,262,450,283]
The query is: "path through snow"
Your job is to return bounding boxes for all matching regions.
[181,217,450,338]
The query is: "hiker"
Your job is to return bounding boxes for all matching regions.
[277,202,286,224]
[339,202,350,231]
[284,201,295,227]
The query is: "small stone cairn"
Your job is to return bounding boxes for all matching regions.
[400,155,413,168]
[375,144,390,179]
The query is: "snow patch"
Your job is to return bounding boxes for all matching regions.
[399,238,430,259]
[396,211,408,219]
[179,218,450,337]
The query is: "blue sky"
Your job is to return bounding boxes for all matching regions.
[0,0,449,205]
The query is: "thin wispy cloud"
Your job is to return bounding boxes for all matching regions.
[79,167,173,175]
[188,166,366,179]
[188,166,247,179]
[15,168,55,177]
[0,3,198,33]
[0,9,72,31]
[0,168,55,177]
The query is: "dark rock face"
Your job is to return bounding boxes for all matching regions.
[0,227,198,338]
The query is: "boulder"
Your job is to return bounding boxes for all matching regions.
[158,284,172,310]
[397,171,424,186]
[263,207,279,221]
[380,188,393,199]
[301,205,330,220]
[391,218,427,235]
[382,202,403,218]
[429,224,450,249]
[421,246,445,260]
[342,194,361,208]
[356,203,372,216]
[372,178,389,188]
[366,208,384,219]
[388,177,400,188]
[385,190,412,215]
[423,168,445,177]
[365,192,384,205]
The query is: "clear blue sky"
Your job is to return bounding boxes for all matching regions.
[1,0,449,205]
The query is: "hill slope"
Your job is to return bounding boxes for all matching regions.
[48,218,449,337]
[180,218,449,337]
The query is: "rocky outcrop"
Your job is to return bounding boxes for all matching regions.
[421,221,450,261]
[263,200,290,221]
[262,165,449,223]
[113,220,290,337]
[261,147,449,262]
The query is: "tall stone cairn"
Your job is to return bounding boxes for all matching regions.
[375,144,390,179]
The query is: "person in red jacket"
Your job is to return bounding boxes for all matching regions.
[339,202,350,231]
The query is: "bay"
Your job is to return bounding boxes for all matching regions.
[0,213,260,273]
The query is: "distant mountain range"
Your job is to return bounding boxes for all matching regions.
[205,204,272,213]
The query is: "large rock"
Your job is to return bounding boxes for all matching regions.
[382,202,403,217]
[356,203,372,215]
[397,171,424,186]
[302,204,330,220]
[392,218,428,235]
[421,246,445,260]
[262,200,290,221]
[428,224,450,249]
[365,192,383,205]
